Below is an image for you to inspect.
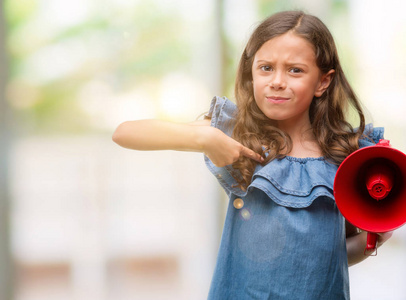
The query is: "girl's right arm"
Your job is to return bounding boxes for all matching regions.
[112,119,264,167]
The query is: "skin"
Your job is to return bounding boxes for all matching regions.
[251,31,334,158]
[252,32,331,130]
[346,222,393,266]
[112,118,263,167]
[112,31,392,265]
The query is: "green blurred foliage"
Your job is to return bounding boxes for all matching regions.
[5,0,190,135]
[4,0,38,28]
[257,0,296,19]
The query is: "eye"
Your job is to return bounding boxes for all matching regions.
[260,65,272,72]
[289,67,303,74]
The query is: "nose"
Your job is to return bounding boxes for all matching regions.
[269,71,286,90]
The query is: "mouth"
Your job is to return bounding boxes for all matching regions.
[266,96,290,104]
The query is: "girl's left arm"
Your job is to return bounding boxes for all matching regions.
[346,221,393,266]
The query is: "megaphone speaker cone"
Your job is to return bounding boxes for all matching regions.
[334,140,406,233]
[365,162,395,200]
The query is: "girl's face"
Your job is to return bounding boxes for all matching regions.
[251,31,333,131]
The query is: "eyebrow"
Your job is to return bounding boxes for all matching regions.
[254,60,309,69]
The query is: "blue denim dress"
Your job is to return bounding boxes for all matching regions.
[204,96,384,300]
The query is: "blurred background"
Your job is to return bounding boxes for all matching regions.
[0,0,405,299]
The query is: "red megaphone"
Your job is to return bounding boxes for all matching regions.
[334,139,406,254]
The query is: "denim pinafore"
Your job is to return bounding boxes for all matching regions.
[204,96,384,300]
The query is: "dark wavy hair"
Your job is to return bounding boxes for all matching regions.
[232,10,365,190]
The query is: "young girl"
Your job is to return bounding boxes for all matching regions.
[113,10,393,299]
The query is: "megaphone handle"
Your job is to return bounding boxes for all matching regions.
[364,232,378,256]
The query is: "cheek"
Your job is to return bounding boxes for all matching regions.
[252,76,267,94]
[292,80,318,98]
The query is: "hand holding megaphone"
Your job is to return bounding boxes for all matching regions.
[334,139,406,255]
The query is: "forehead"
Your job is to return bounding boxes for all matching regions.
[254,32,316,63]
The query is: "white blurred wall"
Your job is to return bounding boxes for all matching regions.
[347,1,406,299]
[10,136,222,300]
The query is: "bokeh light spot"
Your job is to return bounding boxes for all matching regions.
[240,208,251,221]
[233,198,244,209]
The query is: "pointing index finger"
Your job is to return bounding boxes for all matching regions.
[241,146,264,163]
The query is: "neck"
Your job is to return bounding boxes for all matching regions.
[276,119,322,158]
[276,116,313,142]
